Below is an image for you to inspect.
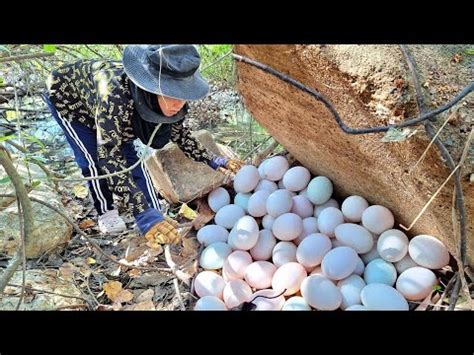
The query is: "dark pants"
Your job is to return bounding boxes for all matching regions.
[43,95,161,216]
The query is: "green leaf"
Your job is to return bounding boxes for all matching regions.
[464,48,474,55]
[25,135,45,149]
[31,180,41,188]
[0,135,15,142]
[43,44,56,53]
[0,45,11,54]
[433,284,443,292]
[0,176,11,184]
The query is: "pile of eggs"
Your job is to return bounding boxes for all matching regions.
[193,156,450,310]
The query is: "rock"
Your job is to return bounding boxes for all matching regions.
[145,130,238,203]
[0,269,84,310]
[235,45,473,267]
[0,161,73,258]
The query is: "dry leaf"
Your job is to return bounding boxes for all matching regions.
[58,263,79,280]
[128,269,141,278]
[86,257,96,265]
[103,281,123,301]
[136,289,154,303]
[193,199,215,229]
[178,203,198,221]
[79,219,96,229]
[73,185,89,199]
[181,237,199,258]
[103,281,134,304]
[415,290,435,311]
[123,300,156,311]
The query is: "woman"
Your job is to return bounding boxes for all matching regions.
[44,45,242,244]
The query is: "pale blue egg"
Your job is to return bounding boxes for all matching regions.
[364,258,397,286]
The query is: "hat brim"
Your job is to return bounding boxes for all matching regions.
[123,45,209,101]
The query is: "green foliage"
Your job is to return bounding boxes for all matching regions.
[198,45,235,83]
[0,176,11,184]
[42,44,56,53]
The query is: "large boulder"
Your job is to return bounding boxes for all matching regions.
[234,45,473,267]
[0,160,73,258]
[146,130,238,203]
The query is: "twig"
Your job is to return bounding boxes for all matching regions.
[0,107,49,113]
[253,139,279,166]
[0,146,35,294]
[0,52,54,63]
[164,245,191,286]
[84,45,104,59]
[410,112,453,173]
[54,304,88,310]
[233,54,473,135]
[0,193,173,273]
[86,274,100,308]
[173,278,186,310]
[6,283,88,302]
[201,50,233,72]
[15,194,27,311]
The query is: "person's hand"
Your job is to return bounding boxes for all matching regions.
[225,159,244,174]
[144,218,180,245]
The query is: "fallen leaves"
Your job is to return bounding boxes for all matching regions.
[103,281,133,305]
[79,219,96,229]
[73,185,88,199]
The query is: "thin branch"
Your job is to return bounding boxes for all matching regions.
[0,52,54,63]
[201,50,233,72]
[6,283,88,302]
[0,107,49,114]
[0,146,35,294]
[84,45,104,59]
[233,54,473,135]
[0,193,173,274]
[15,194,27,310]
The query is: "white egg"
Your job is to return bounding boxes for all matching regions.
[250,229,277,261]
[272,241,297,267]
[194,296,227,310]
[291,195,314,218]
[261,156,289,181]
[361,205,395,235]
[266,189,294,217]
[396,267,438,301]
[222,250,253,281]
[277,179,285,189]
[251,289,286,310]
[394,254,418,274]
[331,238,345,248]
[247,190,270,218]
[364,258,397,286]
[197,224,229,246]
[228,215,259,250]
[303,216,319,234]
[408,234,450,269]
[314,198,340,218]
[299,188,309,198]
[296,233,332,268]
[354,257,365,276]
[214,204,246,229]
[334,223,374,254]
[301,275,342,310]
[207,187,230,213]
[282,296,312,311]
[317,207,344,237]
[360,243,381,264]
[199,242,233,270]
[341,195,369,222]
[282,166,311,191]
[194,271,226,299]
[345,305,369,311]
[377,229,409,262]
[361,284,409,310]
[321,246,358,281]
[310,266,326,277]
[223,279,253,308]
[244,261,277,289]
[233,165,260,193]
[272,262,307,296]
[272,213,303,241]
[254,179,278,193]
[234,192,251,212]
[337,274,366,310]
[307,176,333,205]
[258,159,269,179]
[262,214,275,230]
